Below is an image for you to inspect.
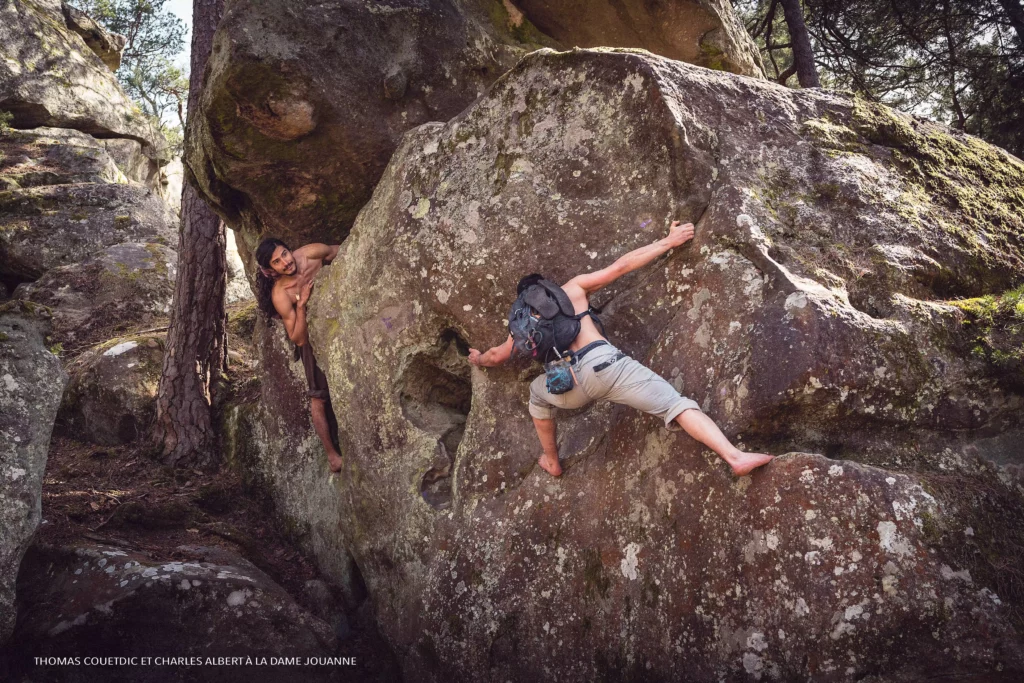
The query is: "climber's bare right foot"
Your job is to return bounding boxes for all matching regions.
[327,451,344,473]
[728,451,774,476]
[538,453,562,477]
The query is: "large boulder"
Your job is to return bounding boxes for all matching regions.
[14,242,177,350]
[509,0,762,75]
[0,184,176,281]
[56,332,166,445]
[0,0,168,161]
[301,49,1024,680]
[4,542,339,680]
[0,300,67,644]
[189,0,762,273]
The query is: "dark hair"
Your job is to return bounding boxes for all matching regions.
[255,237,290,319]
[517,273,544,295]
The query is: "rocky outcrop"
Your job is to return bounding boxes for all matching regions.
[189,0,762,273]
[0,300,67,644]
[0,184,176,281]
[60,2,126,72]
[0,0,167,161]
[56,332,166,445]
[296,49,1024,680]
[14,242,176,350]
[510,0,763,75]
[5,542,339,679]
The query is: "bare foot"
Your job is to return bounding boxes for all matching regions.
[728,451,774,476]
[538,453,562,477]
[327,451,343,473]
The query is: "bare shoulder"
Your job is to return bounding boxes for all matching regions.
[560,279,590,314]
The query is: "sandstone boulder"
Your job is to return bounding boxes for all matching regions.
[3,542,339,680]
[300,49,1024,680]
[0,0,167,161]
[60,1,126,72]
[0,184,176,281]
[14,242,176,350]
[510,0,762,75]
[0,127,127,188]
[0,300,67,644]
[56,332,166,445]
[190,0,762,274]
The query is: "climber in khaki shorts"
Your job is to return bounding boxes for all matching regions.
[468,221,775,478]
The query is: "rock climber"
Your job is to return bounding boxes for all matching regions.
[468,220,775,478]
[255,237,344,473]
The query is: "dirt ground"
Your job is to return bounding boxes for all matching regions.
[14,300,401,682]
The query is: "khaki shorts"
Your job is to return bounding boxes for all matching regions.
[528,342,701,430]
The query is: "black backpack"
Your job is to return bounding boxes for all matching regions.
[508,278,602,363]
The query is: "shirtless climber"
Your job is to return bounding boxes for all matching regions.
[468,221,775,478]
[255,237,344,473]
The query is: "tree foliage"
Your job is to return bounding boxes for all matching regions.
[734,0,1024,157]
[72,0,189,152]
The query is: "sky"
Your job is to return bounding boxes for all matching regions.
[165,0,192,71]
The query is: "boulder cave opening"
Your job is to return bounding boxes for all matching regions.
[399,329,472,509]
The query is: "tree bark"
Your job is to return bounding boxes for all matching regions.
[779,0,821,87]
[151,0,227,469]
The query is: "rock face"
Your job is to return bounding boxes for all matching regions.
[0,300,67,644]
[14,242,176,350]
[60,1,126,72]
[219,318,360,607]
[300,49,1024,680]
[4,542,338,679]
[189,0,762,273]
[0,0,167,161]
[0,184,176,281]
[510,0,762,75]
[56,333,166,445]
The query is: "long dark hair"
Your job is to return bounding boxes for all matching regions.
[255,237,289,319]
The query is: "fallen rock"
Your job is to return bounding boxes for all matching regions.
[3,542,339,680]
[0,300,67,644]
[301,49,1024,679]
[14,242,176,350]
[0,0,168,161]
[0,184,176,281]
[56,332,166,445]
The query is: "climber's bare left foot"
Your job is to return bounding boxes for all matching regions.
[327,451,344,473]
[538,453,562,477]
[729,451,774,476]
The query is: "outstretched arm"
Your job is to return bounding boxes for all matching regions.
[563,221,694,297]
[468,334,514,367]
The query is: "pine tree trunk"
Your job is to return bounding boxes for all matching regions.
[151,0,227,469]
[779,0,821,87]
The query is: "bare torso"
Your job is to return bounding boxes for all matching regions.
[274,249,329,313]
[563,284,606,352]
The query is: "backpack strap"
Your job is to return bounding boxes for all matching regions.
[574,308,606,336]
